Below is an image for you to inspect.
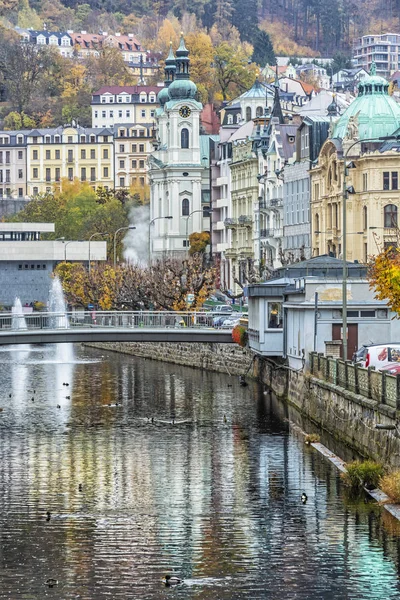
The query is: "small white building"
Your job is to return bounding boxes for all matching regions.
[248,256,400,369]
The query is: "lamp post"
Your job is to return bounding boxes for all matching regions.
[148,216,172,263]
[64,240,76,262]
[341,134,399,360]
[88,232,109,274]
[185,208,212,254]
[113,225,136,267]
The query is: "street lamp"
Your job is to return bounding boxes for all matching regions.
[113,225,136,267]
[341,134,399,360]
[148,216,172,263]
[88,232,109,274]
[185,208,212,253]
[64,240,76,262]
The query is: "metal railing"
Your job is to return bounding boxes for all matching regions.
[3,310,234,332]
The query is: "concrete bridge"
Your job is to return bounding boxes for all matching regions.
[1,310,235,345]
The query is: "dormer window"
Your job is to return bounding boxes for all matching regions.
[118,96,123,103]
[101,97,106,103]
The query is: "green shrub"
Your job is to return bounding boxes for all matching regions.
[305,433,320,445]
[341,460,384,491]
[380,471,400,503]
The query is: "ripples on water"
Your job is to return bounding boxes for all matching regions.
[0,344,400,599]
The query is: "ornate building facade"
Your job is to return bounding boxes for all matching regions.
[311,65,400,262]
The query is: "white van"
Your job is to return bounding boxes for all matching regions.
[353,344,400,370]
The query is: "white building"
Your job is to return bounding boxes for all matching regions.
[353,33,400,77]
[91,86,161,129]
[148,37,214,258]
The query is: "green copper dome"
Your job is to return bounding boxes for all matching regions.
[168,78,197,100]
[158,87,170,106]
[332,63,400,140]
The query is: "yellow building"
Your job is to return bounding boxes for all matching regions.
[26,126,114,196]
[114,123,155,190]
[311,66,400,262]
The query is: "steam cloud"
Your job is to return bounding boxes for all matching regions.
[123,204,150,265]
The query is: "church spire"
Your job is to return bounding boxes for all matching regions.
[271,66,284,124]
[175,32,190,80]
[164,41,176,87]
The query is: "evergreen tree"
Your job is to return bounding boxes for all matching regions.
[252,28,275,67]
[231,0,258,42]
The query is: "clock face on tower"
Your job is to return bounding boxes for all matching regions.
[179,106,191,118]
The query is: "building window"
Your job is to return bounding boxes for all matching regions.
[245,107,251,121]
[103,167,109,178]
[132,160,137,168]
[315,213,320,232]
[68,149,73,162]
[139,160,145,168]
[139,144,144,152]
[139,130,145,137]
[91,167,96,181]
[18,169,23,179]
[91,149,95,159]
[33,168,38,178]
[182,198,189,216]
[383,171,390,190]
[33,187,38,196]
[103,149,109,159]
[363,173,368,191]
[363,206,368,230]
[18,188,23,197]
[119,144,125,152]
[45,150,50,160]
[181,128,189,149]
[384,204,398,227]
[90,136,95,143]
[67,136,73,143]
[55,150,60,159]
[139,177,144,186]
[33,150,38,160]
[267,302,282,328]
[81,167,86,181]
[126,110,130,118]
[141,110,146,118]
[119,177,125,187]
[392,172,398,190]
[81,149,86,159]
[132,144,137,152]
[55,168,60,182]
[55,136,60,143]
[45,168,51,182]
[119,160,125,169]
[17,136,23,145]
[18,151,23,160]
[68,168,73,181]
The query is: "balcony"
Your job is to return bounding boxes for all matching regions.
[260,228,273,238]
[270,198,283,207]
[216,242,228,253]
[224,247,238,257]
[259,199,267,210]
[238,215,252,227]
[239,246,253,257]
[274,228,283,238]
[224,217,238,229]
[215,176,228,187]
[212,220,225,231]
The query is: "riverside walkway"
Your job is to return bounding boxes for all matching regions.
[0,310,234,345]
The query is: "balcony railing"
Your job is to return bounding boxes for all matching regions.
[259,199,267,210]
[224,218,238,228]
[238,246,253,256]
[238,215,252,226]
[260,228,273,238]
[270,198,283,207]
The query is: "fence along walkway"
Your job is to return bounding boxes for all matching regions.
[0,310,234,345]
[310,352,400,409]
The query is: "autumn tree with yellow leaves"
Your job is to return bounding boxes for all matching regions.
[368,244,400,316]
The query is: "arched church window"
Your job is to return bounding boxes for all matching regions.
[227,114,233,124]
[182,198,189,216]
[245,107,251,122]
[256,106,263,117]
[181,128,189,149]
[384,204,398,228]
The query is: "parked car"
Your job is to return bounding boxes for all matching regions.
[380,363,400,375]
[353,343,400,369]
[210,304,233,313]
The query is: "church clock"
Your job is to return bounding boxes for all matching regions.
[179,106,191,118]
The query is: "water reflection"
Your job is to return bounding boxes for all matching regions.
[0,346,399,599]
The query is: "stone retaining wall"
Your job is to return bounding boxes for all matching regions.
[85,341,254,376]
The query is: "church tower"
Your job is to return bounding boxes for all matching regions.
[148,34,212,258]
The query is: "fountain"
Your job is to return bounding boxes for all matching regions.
[11,297,27,330]
[48,276,74,363]
[48,277,69,329]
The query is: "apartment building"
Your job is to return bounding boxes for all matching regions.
[91,85,160,129]
[15,28,73,57]
[353,33,400,77]
[114,123,155,189]
[0,131,27,201]
[26,125,114,196]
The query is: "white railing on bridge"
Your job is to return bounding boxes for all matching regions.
[2,310,232,332]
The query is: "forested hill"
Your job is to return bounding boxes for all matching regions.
[1,0,399,57]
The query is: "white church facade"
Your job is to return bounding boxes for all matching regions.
[148,37,216,258]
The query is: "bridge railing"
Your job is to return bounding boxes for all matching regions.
[1,310,230,331]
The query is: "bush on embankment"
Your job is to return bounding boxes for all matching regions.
[380,471,400,503]
[341,460,385,491]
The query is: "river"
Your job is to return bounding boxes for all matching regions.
[0,343,400,599]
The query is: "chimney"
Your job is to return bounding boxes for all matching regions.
[128,33,134,38]
[115,32,121,36]
[102,31,108,36]
[80,30,87,34]
[67,30,73,34]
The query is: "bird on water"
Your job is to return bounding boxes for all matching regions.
[165,575,182,586]
[46,511,51,521]
[301,493,307,504]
